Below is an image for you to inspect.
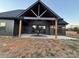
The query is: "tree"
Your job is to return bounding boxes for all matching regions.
[67,26,79,34]
[72,27,79,33]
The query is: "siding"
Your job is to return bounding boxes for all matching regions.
[0,19,14,36]
[50,25,66,35]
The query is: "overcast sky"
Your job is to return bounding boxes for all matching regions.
[0,0,79,27]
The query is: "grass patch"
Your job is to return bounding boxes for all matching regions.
[68,44,79,53]
[67,35,79,39]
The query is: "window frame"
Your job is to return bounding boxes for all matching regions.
[0,22,7,31]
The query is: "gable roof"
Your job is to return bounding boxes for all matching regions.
[0,0,68,25]
[17,0,62,18]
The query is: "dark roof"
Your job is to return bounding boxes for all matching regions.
[58,19,68,25]
[0,10,24,18]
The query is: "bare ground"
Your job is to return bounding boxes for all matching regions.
[0,37,79,58]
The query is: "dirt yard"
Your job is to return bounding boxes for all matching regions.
[0,36,79,58]
[66,31,79,39]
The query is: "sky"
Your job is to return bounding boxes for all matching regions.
[0,0,79,27]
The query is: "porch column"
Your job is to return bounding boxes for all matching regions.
[55,19,58,39]
[19,19,22,38]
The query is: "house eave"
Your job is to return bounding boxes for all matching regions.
[0,17,19,20]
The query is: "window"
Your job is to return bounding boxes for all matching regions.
[32,25,36,29]
[32,25,46,34]
[0,22,6,31]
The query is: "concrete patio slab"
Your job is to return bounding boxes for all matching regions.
[21,34,78,40]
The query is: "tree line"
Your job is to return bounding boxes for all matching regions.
[67,26,79,33]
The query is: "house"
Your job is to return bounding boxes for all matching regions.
[0,0,68,37]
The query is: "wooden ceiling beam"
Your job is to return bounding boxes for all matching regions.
[40,10,47,17]
[24,17,57,20]
[31,10,38,17]
[38,5,40,16]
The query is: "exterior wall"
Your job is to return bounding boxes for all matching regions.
[21,21,32,34]
[22,24,30,34]
[58,25,66,35]
[13,20,19,36]
[21,20,50,34]
[46,24,50,35]
[0,19,14,36]
[50,26,54,35]
[31,20,47,26]
[50,25,66,35]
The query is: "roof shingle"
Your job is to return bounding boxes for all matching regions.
[0,10,24,18]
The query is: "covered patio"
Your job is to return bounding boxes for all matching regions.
[12,0,68,39]
[19,17,58,39]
